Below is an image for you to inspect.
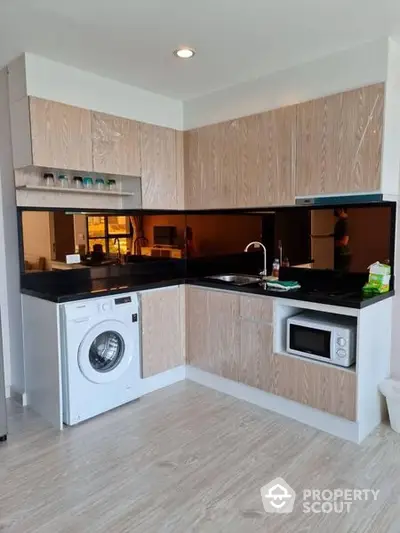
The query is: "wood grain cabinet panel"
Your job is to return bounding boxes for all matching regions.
[236,106,296,207]
[185,106,295,209]
[29,97,92,171]
[92,112,141,176]
[187,287,240,380]
[239,294,273,324]
[269,353,357,421]
[187,288,356,420]
[185,121,238,209]
[140,123,182,209]
[184,129,200,209]
[239,320,273,391]
[141,287,184,378]
[296,84,384,196]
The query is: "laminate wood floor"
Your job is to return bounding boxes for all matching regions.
[1,381,400,533]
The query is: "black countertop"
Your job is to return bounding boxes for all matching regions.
[20,273,394,308]
[190,279,394,309]
[20,273,186,303]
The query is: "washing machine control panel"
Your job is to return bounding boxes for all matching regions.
[97,296,133,313]
[100,301,112,313]
[115,296,132,305]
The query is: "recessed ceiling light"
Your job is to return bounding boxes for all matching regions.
[174,47,195,59]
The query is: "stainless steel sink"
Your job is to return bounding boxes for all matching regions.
[205,274,262,286]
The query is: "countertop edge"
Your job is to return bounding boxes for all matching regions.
[187,280,395,309]
[20,278,184,303]
[20,277,394,308]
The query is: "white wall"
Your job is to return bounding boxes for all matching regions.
[0,68,24,396]
[23,53,184,130]
[381,38,400,196]
[184,39,389,129]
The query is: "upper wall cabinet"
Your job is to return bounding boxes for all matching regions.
[185,121,238,209]
[11,97,92,171]
[236,106,296,208]
[140,124,184,210]
[91,112,141,176]
[184,106,296,210]
[296,84,384,197]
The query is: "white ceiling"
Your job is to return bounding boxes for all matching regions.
[0,0,399,101]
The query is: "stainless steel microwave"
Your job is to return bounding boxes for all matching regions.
[286,312,356,368]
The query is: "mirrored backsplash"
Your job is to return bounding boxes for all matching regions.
[19,204,394,276]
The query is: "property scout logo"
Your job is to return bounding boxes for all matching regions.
[260,478,379,514]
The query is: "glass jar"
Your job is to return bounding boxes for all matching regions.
[43,173,54,187]
[95,178,105,190]
[83,177,93,189]
[57,174,69,188]
[73,176,83,189]
[107,179,116,191]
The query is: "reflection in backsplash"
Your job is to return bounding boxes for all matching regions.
[20,204,394,276]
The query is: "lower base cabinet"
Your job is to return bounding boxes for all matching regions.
[140,286,185,378]
[187,287,241,381]
[267,353,356,421]
[187,286,356,421]
[239,319,273,391]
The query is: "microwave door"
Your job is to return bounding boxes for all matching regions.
[289,324,332,361]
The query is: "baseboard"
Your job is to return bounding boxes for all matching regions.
[10,386,28,406]
[140,365,186,396]
[186,366,361,443]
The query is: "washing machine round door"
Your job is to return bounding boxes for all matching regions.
[78,320,133,384]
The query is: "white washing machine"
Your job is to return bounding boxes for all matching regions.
[61,292,140,425]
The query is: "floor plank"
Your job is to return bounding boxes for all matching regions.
[1,382,400,532]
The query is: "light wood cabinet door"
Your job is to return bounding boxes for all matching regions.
[185,121,238,209]
[141,287,184,378]
[236,106,296,207]
[29,97,92,171]
[184,128,199,209]
[239,320,273,391]
[92,112,141,176]
[268,353,356,421]
[239,294,273,324]
[296,84,384,196]
[140,123,183,209]
[187,287,240,380]
[185,107,295,209]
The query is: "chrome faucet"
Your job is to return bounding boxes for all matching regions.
[244,241,268,277]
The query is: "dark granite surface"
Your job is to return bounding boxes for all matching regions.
[20,254,394,308]
[20,274,185,303]
[190,279,394,309]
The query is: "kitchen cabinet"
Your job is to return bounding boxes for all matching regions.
[239,293,273,323]
[239,320,274,391]
[267,352,356,421]
[296,83,384,196]
[187,287,356,421]
[140,286,185,378]
[236,106,296,207]
[140,124,184,209]
[185,121,238,209]
[92,112,141,176]
[187,287,241,380]
[184,106,295,209]
[238,294,274,391]
[11,97,92,171]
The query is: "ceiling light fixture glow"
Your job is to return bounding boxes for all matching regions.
[174,47,195,59]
